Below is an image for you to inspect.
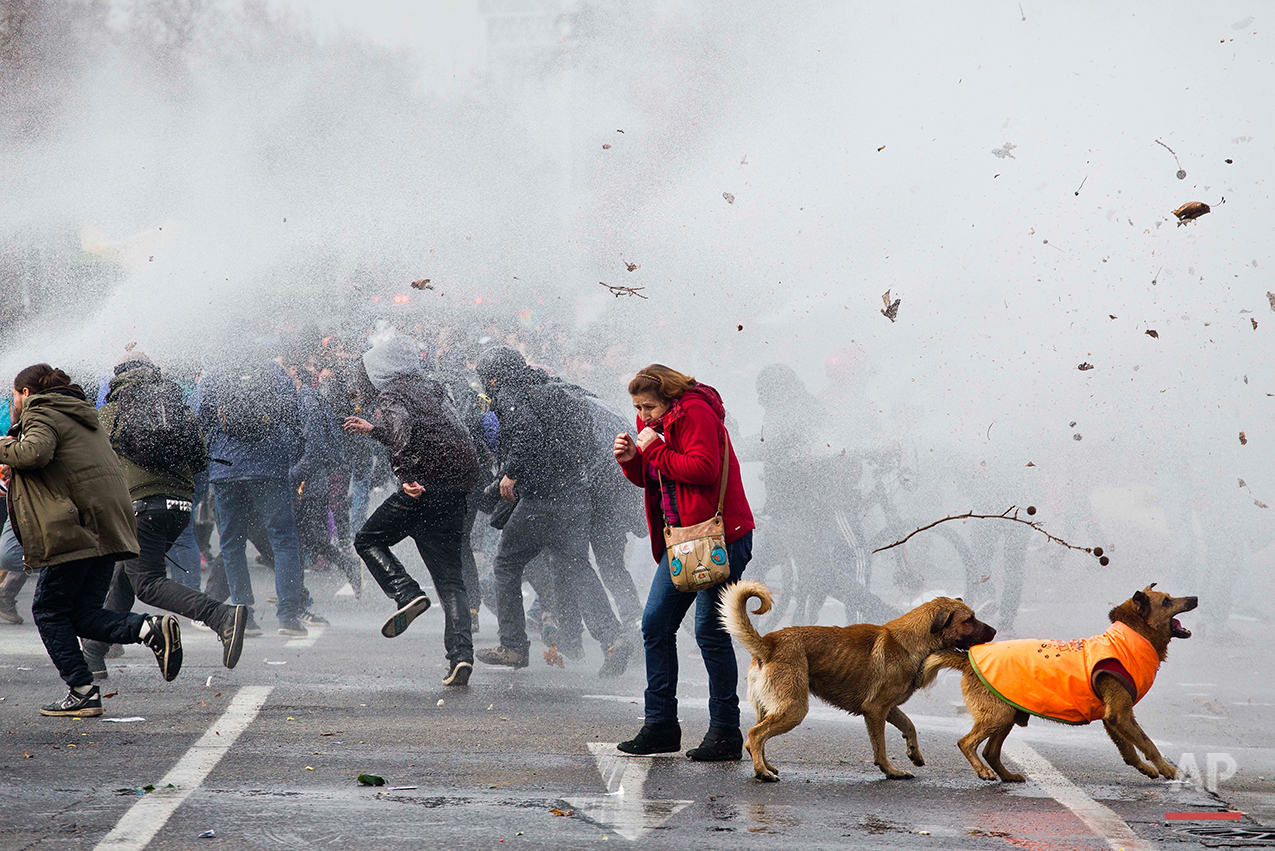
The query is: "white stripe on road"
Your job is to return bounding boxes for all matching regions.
[1003,740,1158,851]
[93,685,273,851]
[286,626,325,648]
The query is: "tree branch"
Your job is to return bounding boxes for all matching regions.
[872,505,1100,558]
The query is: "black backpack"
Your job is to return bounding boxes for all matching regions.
[217,364,285,442]
[112,378,207,473]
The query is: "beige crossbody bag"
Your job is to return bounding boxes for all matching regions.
[659,431,732,593]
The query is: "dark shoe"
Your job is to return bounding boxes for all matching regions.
[442,660,473,686]
[40,686,102,717]
[618,720,681,755]
[243,615,264,638]
[278,619,308,637]
[382,594,430,638]
[220,605,247,669]
[598,636,631,679]
[299,610,329,627]
[476,645,529,668]
[105,643,125,659]
[142,615,182,682]
[686,726,744,762]
[0,600,22,625]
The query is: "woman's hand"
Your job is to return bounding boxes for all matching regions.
[499,475,518,502]
[635,427,661,452]
[343,416,373,435]
[402,481,425,498]
[613,432,637,463]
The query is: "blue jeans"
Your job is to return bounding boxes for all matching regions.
[641,531,753,729]
[214,478,304,623]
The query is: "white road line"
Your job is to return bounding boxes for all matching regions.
[93,685,273,851]
[1003,740,1158,851]
[285,626,324,648]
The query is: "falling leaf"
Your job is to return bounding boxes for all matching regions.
[1109,315,1117,320]
[103,691,119,699]
[602,143,611,149]
[543,646,565,669]
[1239,478,1247,489]
[1267,292,1275,311]
[1252,319,1259,330]
[1257,500,1270,509]
[624,261,639,272]
[880,290,900,322]
[1077,362,1094,371]
[410,279,433,291]
[1172,201,1211,224]
[1145,329,1159,338]
[550,808,574,817]
[1025,461,1036,467]
[124,342,137,352]
[877,145,886,151]
[1239,432,1248,445]
[722,192,735,204]
[23,751,32,759]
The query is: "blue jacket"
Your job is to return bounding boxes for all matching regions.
[289,384,345,492]
[191,362,300,482]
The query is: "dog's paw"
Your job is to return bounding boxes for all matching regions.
[976,766,998,781]
[1156,763,1178,780]
[1132,761,1158,779]
[907,748,925,768]
[755,770,780,783]
[998,772,1026,783]
[883,768,915,780]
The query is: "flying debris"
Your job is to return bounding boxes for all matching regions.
[1239,431,1248,446]
[1172,201,1210,224]
[990,142,1017,159]
[1253,319,1259,330]
[877,145,886,152]
[624,261,639,272]
[1077,362,1094,371]
[737,324,744,331]
[410,279,433,290]
[1155,139,1187,179]
[602,143,612,149]
[722,192,735,204]
[880,290,900,322]
[1145,329,1159,338]
[599,281,647,299]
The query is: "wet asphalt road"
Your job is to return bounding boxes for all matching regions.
[2,563,1273,851]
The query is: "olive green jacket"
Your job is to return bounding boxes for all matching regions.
[0,391,139,570]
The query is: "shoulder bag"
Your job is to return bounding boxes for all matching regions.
[660,430,732,592]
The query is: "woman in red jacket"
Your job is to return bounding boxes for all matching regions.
[613,365,755,761]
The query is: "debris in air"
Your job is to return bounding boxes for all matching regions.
[874,505,1103,559]
[991,142,1017,159]
[1239,431,1248,445]
[1077,362,1094,371]
[1026,505,1037,515]
[1145,329,1159,338]
[624,261,639,272]
[1073,433,1083,441]
[124,341,137,352]
[602,143,611,149]
[1268,292,1275,311]
[1025,461,1036,467]
[1074,175,1087,196]
[410,279,433,290]
[1253,319,1259,330]
[880,290,900,322]
[737,324,744,331]
[599,282,647,299]
[543,645,565,669]
[877,145,886,152]
[1155,139,1187,179]
[722,192,735,204]
[1172,201,1210,224]
[357,774,386,786]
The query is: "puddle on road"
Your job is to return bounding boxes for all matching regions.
[745,802,801,834]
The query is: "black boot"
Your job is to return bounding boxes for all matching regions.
[686,726,743,762]
[618,720,681,755]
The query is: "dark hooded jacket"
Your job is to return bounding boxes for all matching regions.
[0,388,140,569]
[477,353,594,498]
[362,337,480,492]
[617,383,754,562]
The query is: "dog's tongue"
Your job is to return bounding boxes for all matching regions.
[1171,617,1192,638]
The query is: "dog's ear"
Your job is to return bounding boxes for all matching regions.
[1144,582,1157,592]
[1132,589,1151,615]
[931,608,955,634]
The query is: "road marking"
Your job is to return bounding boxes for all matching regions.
[562,743,692,841]
[285,626,324,648]
[93,685,273,851]
[1004,740,1157,851]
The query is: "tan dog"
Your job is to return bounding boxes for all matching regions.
[923,584,1197,782]
[720,580,997,781]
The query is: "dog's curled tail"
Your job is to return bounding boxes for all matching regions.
[919,648,971,688]
[719,580,773,663]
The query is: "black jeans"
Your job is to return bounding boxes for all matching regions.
[32,555,145,688]
[84,503,232,662]
[355,489,472,664]
[493,489,622,654]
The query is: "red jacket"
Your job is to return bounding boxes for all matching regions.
[618,384,755,562]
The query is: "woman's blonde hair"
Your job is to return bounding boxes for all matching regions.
[628,364,696,402]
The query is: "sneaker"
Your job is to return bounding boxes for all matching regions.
[381,594,430,639]
[617,720,681,755]
[243,616,264,638]
[476,645,529,669]
[299,610,329,627]
[598,636,631,679]
[442,660,473,687]
[40,685,103,717]
[0,600,22,625]
[220,605,247,669]
[141,614,182,682]
[686,726,744,762]
[278,619,308,637]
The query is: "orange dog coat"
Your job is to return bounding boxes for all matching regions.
[967,622,1161,725]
